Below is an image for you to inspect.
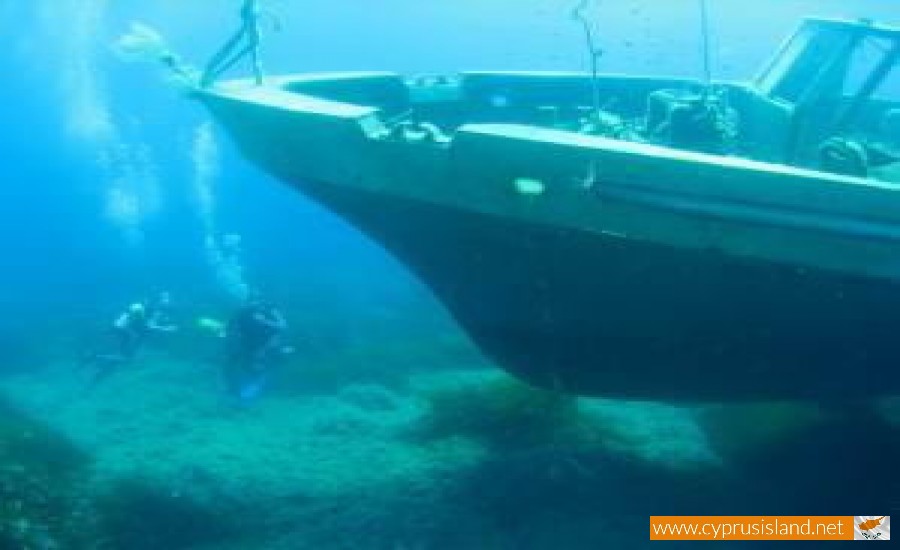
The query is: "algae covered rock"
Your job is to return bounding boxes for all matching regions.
[92,477,243,550]
[415,372,602,451]
[695,400,827,460]
[0,399,93,549]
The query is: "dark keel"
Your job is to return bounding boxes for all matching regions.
[301,179,900,402]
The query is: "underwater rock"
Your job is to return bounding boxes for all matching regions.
[0,399,93,549]
[578,399,718,468]
[339,383,401,412]
[309,403,380,437]
[414,372,721,471]
[695,401,827,461]
[415,373,587,451]
[447,446,762,548]
[94,477,242,550]
[697,401,899,512]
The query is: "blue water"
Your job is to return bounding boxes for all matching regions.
[1,1,898,548]
[2,0,898,324]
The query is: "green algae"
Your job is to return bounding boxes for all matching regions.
[416,374,603,451]
[695,401,827,460]
[414,372,718,469]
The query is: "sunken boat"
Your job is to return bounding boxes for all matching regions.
[196,18,900,402]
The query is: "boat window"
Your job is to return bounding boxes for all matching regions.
[757,25,855,104]
[756,28,809,99]
[843,37,896,98]
[872,62,900,102]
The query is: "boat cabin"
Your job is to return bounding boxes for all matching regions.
[755,18,900,175]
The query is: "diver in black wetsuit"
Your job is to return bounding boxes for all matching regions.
[83,292,178,384]
[222,296,291,403]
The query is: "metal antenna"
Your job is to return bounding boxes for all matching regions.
[699,0,713,86]
[572,1,603,118]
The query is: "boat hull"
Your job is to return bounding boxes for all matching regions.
[297,177,900,401]
[198,73,900,401]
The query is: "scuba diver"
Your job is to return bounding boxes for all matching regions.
[202,0,277,87]
[83,292,178,384]
[220,294,293,404]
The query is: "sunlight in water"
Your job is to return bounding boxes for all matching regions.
[35,0,163,247]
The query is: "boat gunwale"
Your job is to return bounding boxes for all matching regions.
[204,71,896,187]
[200,71,900,236]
